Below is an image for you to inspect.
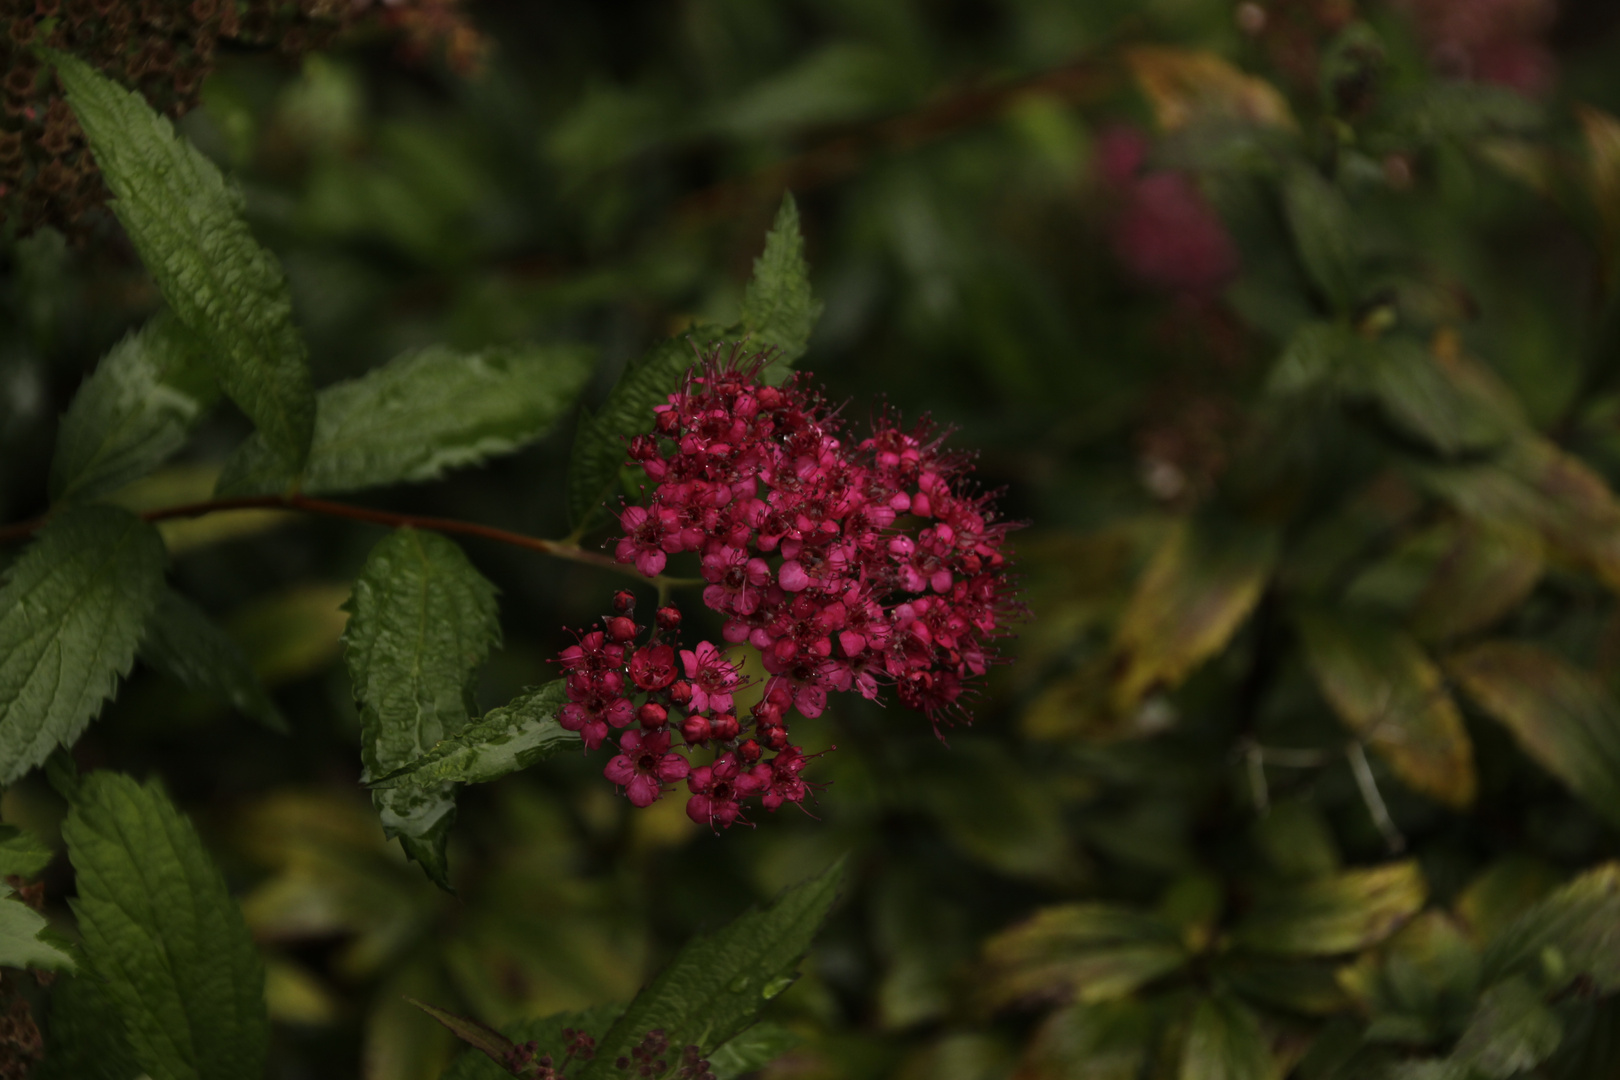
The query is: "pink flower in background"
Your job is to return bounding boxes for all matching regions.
[1397,0,1557,96]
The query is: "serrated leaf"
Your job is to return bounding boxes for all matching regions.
[36,973,141,1080]
[578,857,846,1079]
[1231,860,1426,956]
[369,681,575,790]
[46,50,316,475]
[740,194,822,365]
[344,529,500,888]
[1282,165,1360,312]
[1180,995,1273,1080]
[0,505,165,784]
[1451,977,1562,1079]
[1110,518,1277,712]
[50,313,217,505]
[1482,863,1620,992]
[0,824,54,878]
[1298,611,1476,807]
[216,343,593,497]
[979,904,1187,1011]
[63,771,267,1080]
[140,589,287,733]
[1446,642,1620,832]
[0,885,74,971]
[566,330,715,531]
[708,1021,800,1079]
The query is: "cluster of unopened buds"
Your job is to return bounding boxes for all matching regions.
[501,1027,714,1080]
[560,346,1019,829]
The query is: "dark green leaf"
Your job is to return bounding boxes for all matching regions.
[1019,999,1154,1080]
[0,886,75,971]
[1447,642,1620,833]
[1180,995,1272,1080]
[37,973,141,1080]
[0,505,165,784]
[0,824,54,878]
[343,529,500,888]
[578,857,846,1079]
[708,1022,801,1080]
[140,589,287,733]
[216,343,593,497]
[739,194,823,366]
[979,903,1187,1010]
[1451,977,1562,1079]
[1282,165,1361,311]
[1390,82,1544,144]
[63,771,267,1080]
[49,313,217,505]
[1231,860,1427,956]
[1482,862,1620,992]
[565,330,714,531]
[46,51,315,477]
[369,681,575,790]
[1298,612,1476,807]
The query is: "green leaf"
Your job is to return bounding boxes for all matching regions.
[1298,611,1476,808]
[1408,522,1542,643]
[565,330,714,531]
[740,194,823,366]
[140,589,288,733]
[49,313,217,505]
[36,973,141,1080]
[1020,999,1154,1080]
[411,999,523,1074]
[369,682,575,790]
[1482,862,1620,992]
[1231,860,1427,956]
[577,857,847,1079]
[0,824,54,878]
[708,1021,801,1080]
[62,771,268,1080]
[46,50,316,475]
[1451,977,1563,1079]
[216,343,593,497]
[1282,164,1361,312]
[1337,913,1480,1045]
[1180,995,1272,1080]
[0,885,74,971]
[1446,642,1620,833]
[343,529,500,888]
[1391,82,1544,144]
[0,505,165,784]
[978,904,1187,1011]
[1110,518,1277,713]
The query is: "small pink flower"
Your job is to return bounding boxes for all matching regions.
[686,752,764,828]
[679,640,743,715]
[604,729,689,807]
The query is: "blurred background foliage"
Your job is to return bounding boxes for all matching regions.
[10,0,1620,1076]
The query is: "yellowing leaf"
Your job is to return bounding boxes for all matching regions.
[1231,861,1427,956]
[1125,47,1295,133]
[1299,612,1476,808]
[1110,519,1276,713]
[1447,642,1620,833]
[1408,522,1542,643]
[978,904,1186,1011]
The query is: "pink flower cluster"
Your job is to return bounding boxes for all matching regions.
[559,348,1019,828]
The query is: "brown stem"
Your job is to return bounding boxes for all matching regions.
[0,494,698,588]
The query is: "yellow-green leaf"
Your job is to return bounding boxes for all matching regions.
[1299,612,1476,807]
[1231,861,1427,956]
[979,904,1186,1011]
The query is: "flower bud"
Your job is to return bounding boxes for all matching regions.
[637,702,668,729]
[762,726,790,751]
[668,680,693,706]
[655,606,682,631]
[680,714,711,744]
[606,616,638,642]
[709,713,740,741]
[737,738,762,763]
[612,590,636,613]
